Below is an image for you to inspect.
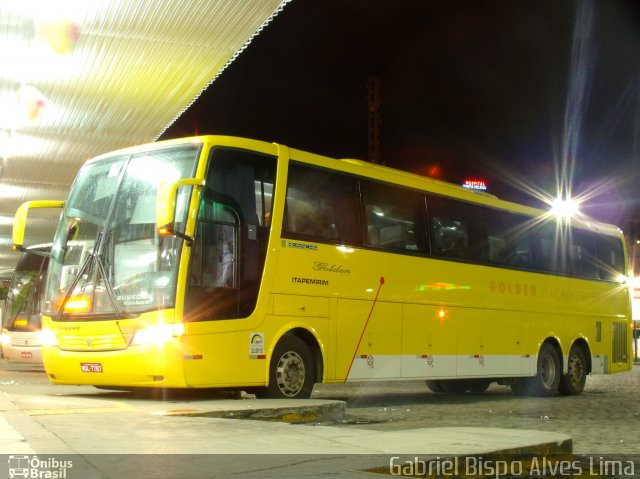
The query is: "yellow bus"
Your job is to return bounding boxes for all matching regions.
[12,135,633,398]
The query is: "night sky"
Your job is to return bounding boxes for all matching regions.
[161,0,640,228]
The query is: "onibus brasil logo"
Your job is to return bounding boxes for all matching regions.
[8,455,73,478]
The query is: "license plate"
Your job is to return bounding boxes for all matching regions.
[21,352,33,359]
[80,362,103,373]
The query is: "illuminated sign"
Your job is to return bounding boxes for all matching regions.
[462,179,487,190]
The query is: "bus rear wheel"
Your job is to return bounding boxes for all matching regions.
[511,343,560,397]
[255,335,315,399]
[558,344,587,395]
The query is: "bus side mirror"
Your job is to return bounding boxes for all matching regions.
[156,178,204,242]
[13,200,65,251]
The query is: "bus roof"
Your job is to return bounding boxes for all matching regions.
[80,135,624,240]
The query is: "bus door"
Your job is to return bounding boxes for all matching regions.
[185,148,276,322]
[182,147,276,386]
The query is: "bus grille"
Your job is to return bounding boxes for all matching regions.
[611,322,628,363]
[59,333,127,351]
[10,337,40,347]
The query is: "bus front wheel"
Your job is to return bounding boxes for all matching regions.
[558,344,587,395]
[255,335,315,399]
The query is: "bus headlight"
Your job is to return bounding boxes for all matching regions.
[131,323,185,347]
[39,328,58,347]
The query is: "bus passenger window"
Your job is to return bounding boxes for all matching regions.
[283,164,361,244]
[597,236,625,281]
[484,209,532,268]
[289,198,333,237]
[487,236,506,262]
[379,225,409,248]
[531,221,565,274]
[427,196,483,261]
[360,181,426,253]
[568,229,599,279]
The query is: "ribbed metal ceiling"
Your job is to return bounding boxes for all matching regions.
[0,0,291,270]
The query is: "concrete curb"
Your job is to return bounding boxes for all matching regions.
[152,398,346,423]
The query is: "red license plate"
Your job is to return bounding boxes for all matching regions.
[80,362,103,373]
[21,352,33,359]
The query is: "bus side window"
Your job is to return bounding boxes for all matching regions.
[484,209,532,268]
[487,236,506,262]
[427,196,483,261]
[532,221,566,274]
[568,229,599,280]
[290,198,333,237]
[596,235,625,281]
[284,164,361,245]
[360,181,426,253]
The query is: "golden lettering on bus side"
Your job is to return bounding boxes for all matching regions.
[312,262,351,274]
[490,280,610,304]
[538,286,601,303]
[489,280,537,297]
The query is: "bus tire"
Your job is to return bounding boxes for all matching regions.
[255,335,315,399]
[425,380,444,393]
[510,343,561,397]
[510,379,529,396]
[558,344,587,395]
[529,343,561,397]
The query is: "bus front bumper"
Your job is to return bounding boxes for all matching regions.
[41,343,187,388]
[1,330,43,365]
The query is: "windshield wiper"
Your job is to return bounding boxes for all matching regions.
[57,231,134,320]
[56,244,94,320]
[94,253,136,319]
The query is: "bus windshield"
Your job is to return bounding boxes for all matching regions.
[44,144,200,318]
[3,248,49,331]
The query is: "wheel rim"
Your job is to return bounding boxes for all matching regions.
[540,353,557,388]
[567,353,584,388]
[276,350,306,397]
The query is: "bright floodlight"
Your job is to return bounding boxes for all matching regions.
[550,197,580,219]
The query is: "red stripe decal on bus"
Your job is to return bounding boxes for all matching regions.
[346,276,385,380]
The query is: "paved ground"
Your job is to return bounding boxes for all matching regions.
[310,365,640,454]
[1,362,639,478]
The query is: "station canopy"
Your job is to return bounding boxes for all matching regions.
[0,0,290,270]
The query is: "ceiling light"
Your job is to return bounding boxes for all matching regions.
[0,183,26,198]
